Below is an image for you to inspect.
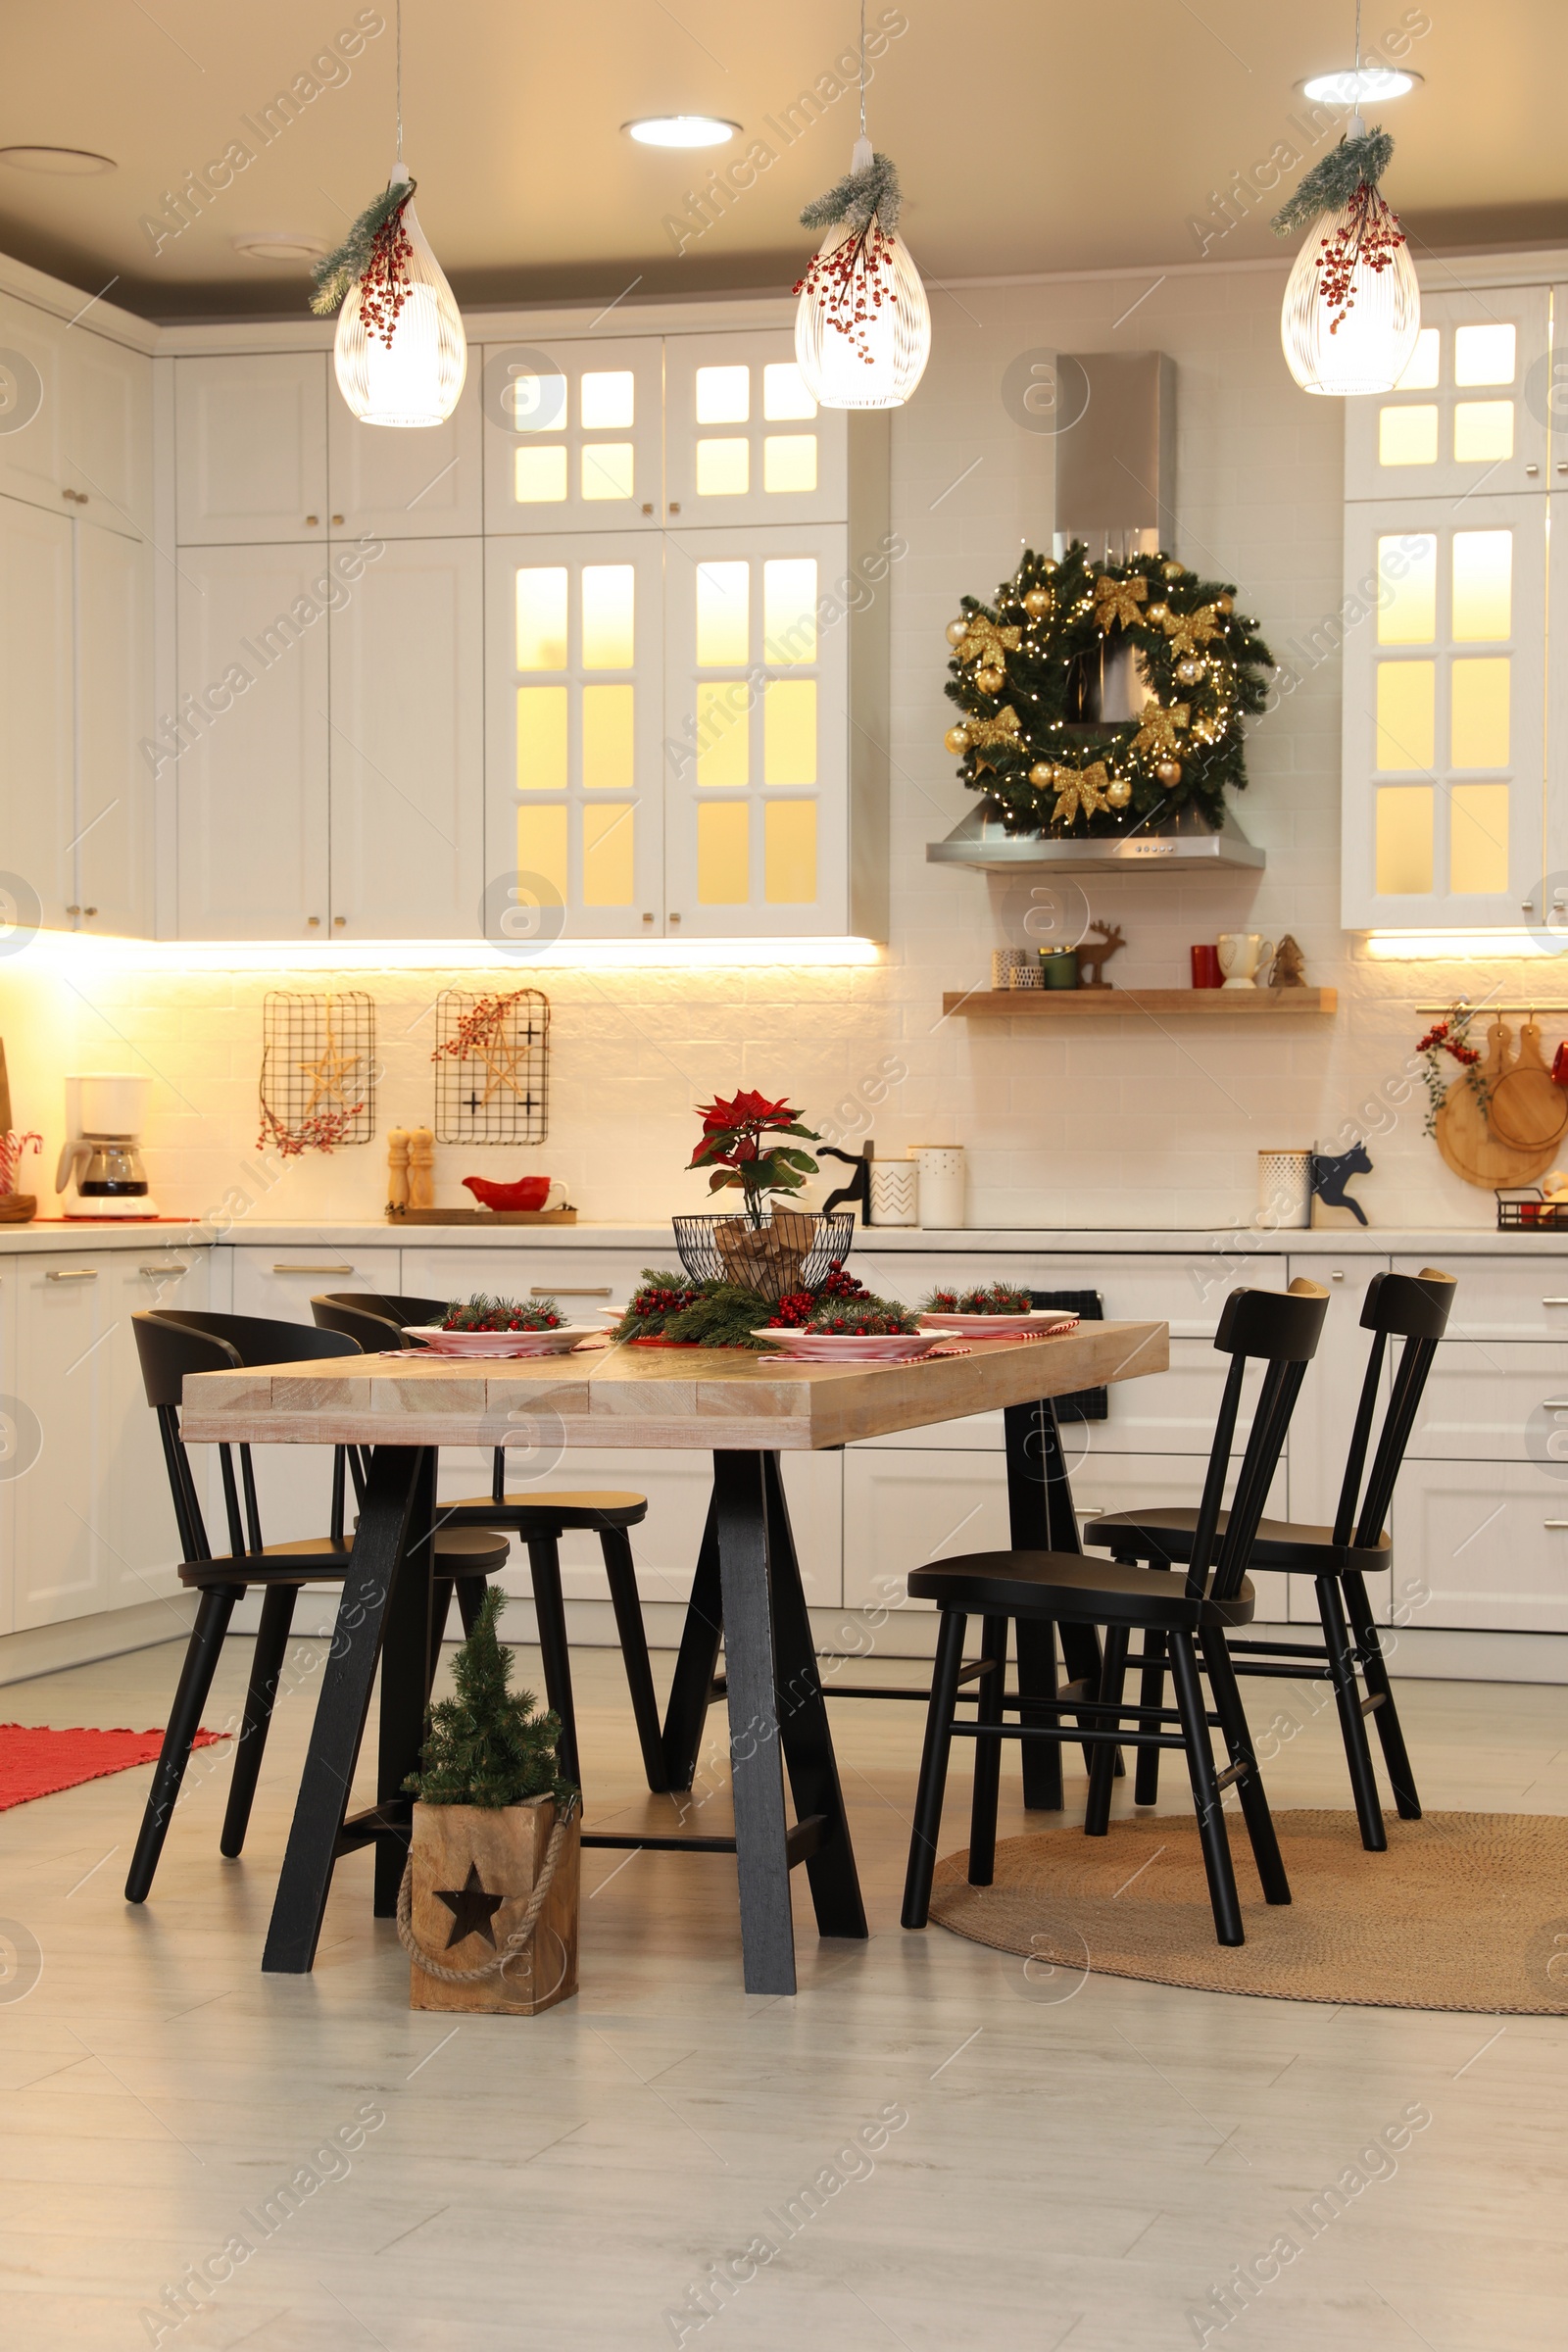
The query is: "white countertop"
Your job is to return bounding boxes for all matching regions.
[0,1217,1556,1258]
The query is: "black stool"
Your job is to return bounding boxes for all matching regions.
[311,1292,667,1794]
[1086,1266,1455,1850]
[901,1279,1330,1947]
[124,1310,508,1903]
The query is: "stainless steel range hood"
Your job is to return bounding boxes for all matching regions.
[926,798,1266,875]
[928,350,1265,876]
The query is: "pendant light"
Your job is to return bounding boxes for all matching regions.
[311,0,466,427]
[1273,1,1419,396]
[793,0,930,411]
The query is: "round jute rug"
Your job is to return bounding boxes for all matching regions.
[928,1811,1568,2013]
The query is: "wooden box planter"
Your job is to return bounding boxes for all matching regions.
[400,1795,579,2016]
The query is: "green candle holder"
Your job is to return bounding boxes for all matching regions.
[1039,949,1079,990]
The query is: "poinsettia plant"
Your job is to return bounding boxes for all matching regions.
[688,1090,819,1228]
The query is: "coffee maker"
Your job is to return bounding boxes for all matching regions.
[55,1075,160,1218]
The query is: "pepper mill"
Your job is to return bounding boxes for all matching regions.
[386,1127,411,1212]
[408,1126,435,1211]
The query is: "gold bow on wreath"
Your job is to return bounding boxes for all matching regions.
[1051,761,1111,826]
[1093,574,1148,632]
[1164,603,1223,657]
[956,617,1022,667]
[1132,702,1189,760]
[966,705,1022,772]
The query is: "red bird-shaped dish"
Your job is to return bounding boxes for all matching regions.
[463,1175,553,1212]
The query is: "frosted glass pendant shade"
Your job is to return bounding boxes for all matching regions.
[1280,198,1420,396]
[794,219,931,411]
[332,172,466,427]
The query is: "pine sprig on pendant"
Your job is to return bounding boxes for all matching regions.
[310,180,415,318]
[940,543,1273,839]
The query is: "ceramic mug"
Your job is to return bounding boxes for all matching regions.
[1216,932,1275,990]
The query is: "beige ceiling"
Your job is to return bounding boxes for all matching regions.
[2,0,1563,321]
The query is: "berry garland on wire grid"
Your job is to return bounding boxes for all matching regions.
[941,543,1273,838]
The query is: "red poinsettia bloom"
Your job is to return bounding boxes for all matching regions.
[696,1090,800,1134]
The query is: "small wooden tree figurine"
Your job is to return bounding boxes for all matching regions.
[399,1589,580,2015]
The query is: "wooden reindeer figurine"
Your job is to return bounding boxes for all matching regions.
[1077,920,1125,990]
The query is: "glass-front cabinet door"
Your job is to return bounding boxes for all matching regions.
[662,331,848,527]
[1344,286,1549,503]
[1341,496,1545,928]
[484,534,664,942]
[481,336,663,536]
[663,526,849,938]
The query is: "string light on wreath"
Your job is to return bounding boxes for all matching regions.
[940,542,1273,838]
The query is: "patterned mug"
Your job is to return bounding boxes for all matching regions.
[1216,932,1275,990]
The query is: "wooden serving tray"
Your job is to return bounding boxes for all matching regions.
[385,1207,578,1225]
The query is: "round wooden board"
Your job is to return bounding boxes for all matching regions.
[1488,1019,1568,1151]
[1436,1020,1557,1189]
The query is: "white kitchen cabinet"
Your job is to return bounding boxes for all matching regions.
[174,352,328,545]
[398,1246,643,1313]
[328,536,484,939]
[1390,1459,1568,1634]
[662,330,849,528]
[174,543,331,938]
[62,324,154,540]
[75,519,154,936]
[1344,284,1549,504]
[1286,1256,1391,1519]
[11,1250,204,1632]
[484,531,666,939]
[0,292,70,516]
[326,348,482,540]
[480,335,664,538]
[0,494,74,927]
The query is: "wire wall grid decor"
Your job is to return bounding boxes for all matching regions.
[432,987,550,1146]
[258,992,376,1155]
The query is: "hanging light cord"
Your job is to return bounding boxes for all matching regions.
[396,0,404,166]
[1354,0,1363,76]
[858,0,866,139]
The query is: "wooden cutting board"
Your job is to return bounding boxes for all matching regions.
[1487,1018,1568,1150]
[1436,1020,1558,1188]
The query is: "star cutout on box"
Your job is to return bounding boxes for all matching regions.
[434,1861,506,1950]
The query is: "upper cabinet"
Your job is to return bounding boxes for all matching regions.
[175,353,328,543]
[1345,287,1550,502]
[481,335,664,536]
[663,332,847,527]
[326,351,481,540]
[0,291,152,538]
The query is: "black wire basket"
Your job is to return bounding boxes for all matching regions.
[1496,1188,1568,1230]
[670,1209,857,1301]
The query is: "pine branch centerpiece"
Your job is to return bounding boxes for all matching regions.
[942,544,1273,839]
[401,1589,579,2017]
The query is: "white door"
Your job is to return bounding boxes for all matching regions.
[1340,495,1544,930]
[480,335,663,536]
[328,536,484,939]
[74,520,154,937]
[174,353,328,545]
[663,330,847,527]
[1345,285,1549,503]
[484,532,665,941]
[13,1256,112,1629]
[174,544,330,938]
[64,328,154,540]
[0,494,74,928]
[664,524,849,937]
[0,293,69,515]
[326,349,483,540]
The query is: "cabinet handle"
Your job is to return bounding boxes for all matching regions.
[1330,1269,1344,1282]
[308,915,321,927]
[1544,1522,1568,1530]
[1544,1298,1568,1306]
[668,911,681,924]
[272,1262,355,1274]
[333,915,346,927]
[1526,464,1540,476]
[331,514,344,525]
[84,906,97,917]
[668,501,681,514]
[46,1268,98,1282]
[641,502,654,515]
[533,1285,611,1297]
[306,514,319,525]
[67,903,81,916]
[140,1263,189,1277]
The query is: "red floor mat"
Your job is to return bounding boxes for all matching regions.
[0,1723,227,1809]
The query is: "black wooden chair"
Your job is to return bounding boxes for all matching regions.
[1085,1265,1456,1850]
[902,1278,1330,1947]
[124,1309,509,1904]
[311,1292,667,1794]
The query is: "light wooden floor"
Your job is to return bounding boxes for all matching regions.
[1,1634,1565,2350]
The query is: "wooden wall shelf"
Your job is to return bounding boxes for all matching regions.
[945,988,1338,1018]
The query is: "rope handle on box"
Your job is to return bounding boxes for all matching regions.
[396,1794,578,1984]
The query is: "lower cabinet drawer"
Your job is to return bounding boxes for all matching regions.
[1408,1342,1568,1463]
[1389,1459,1568,1633]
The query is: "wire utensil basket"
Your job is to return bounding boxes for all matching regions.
[432,988,550,1146]
[1495,1188,1568,1230]
[259,992,375,1153]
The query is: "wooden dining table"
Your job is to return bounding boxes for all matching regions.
[180,1318,1169,1995]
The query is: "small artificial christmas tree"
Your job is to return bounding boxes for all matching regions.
[405,1586,575,1809]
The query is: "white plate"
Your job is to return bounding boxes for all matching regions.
[917,1309,1080,1338]
[403,1324,603,1358]
[749,1328,941,1362]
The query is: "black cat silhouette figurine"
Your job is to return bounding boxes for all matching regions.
[1310,1141,1371,1227]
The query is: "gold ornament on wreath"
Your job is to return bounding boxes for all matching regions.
[939,541,1273,838]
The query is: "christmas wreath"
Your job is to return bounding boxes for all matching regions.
[941,543,1274,837]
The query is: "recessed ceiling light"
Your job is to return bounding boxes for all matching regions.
[623,115,740,150]
[1298,66,1423,104]
[231,233,329,262]
[0,145,117,175]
